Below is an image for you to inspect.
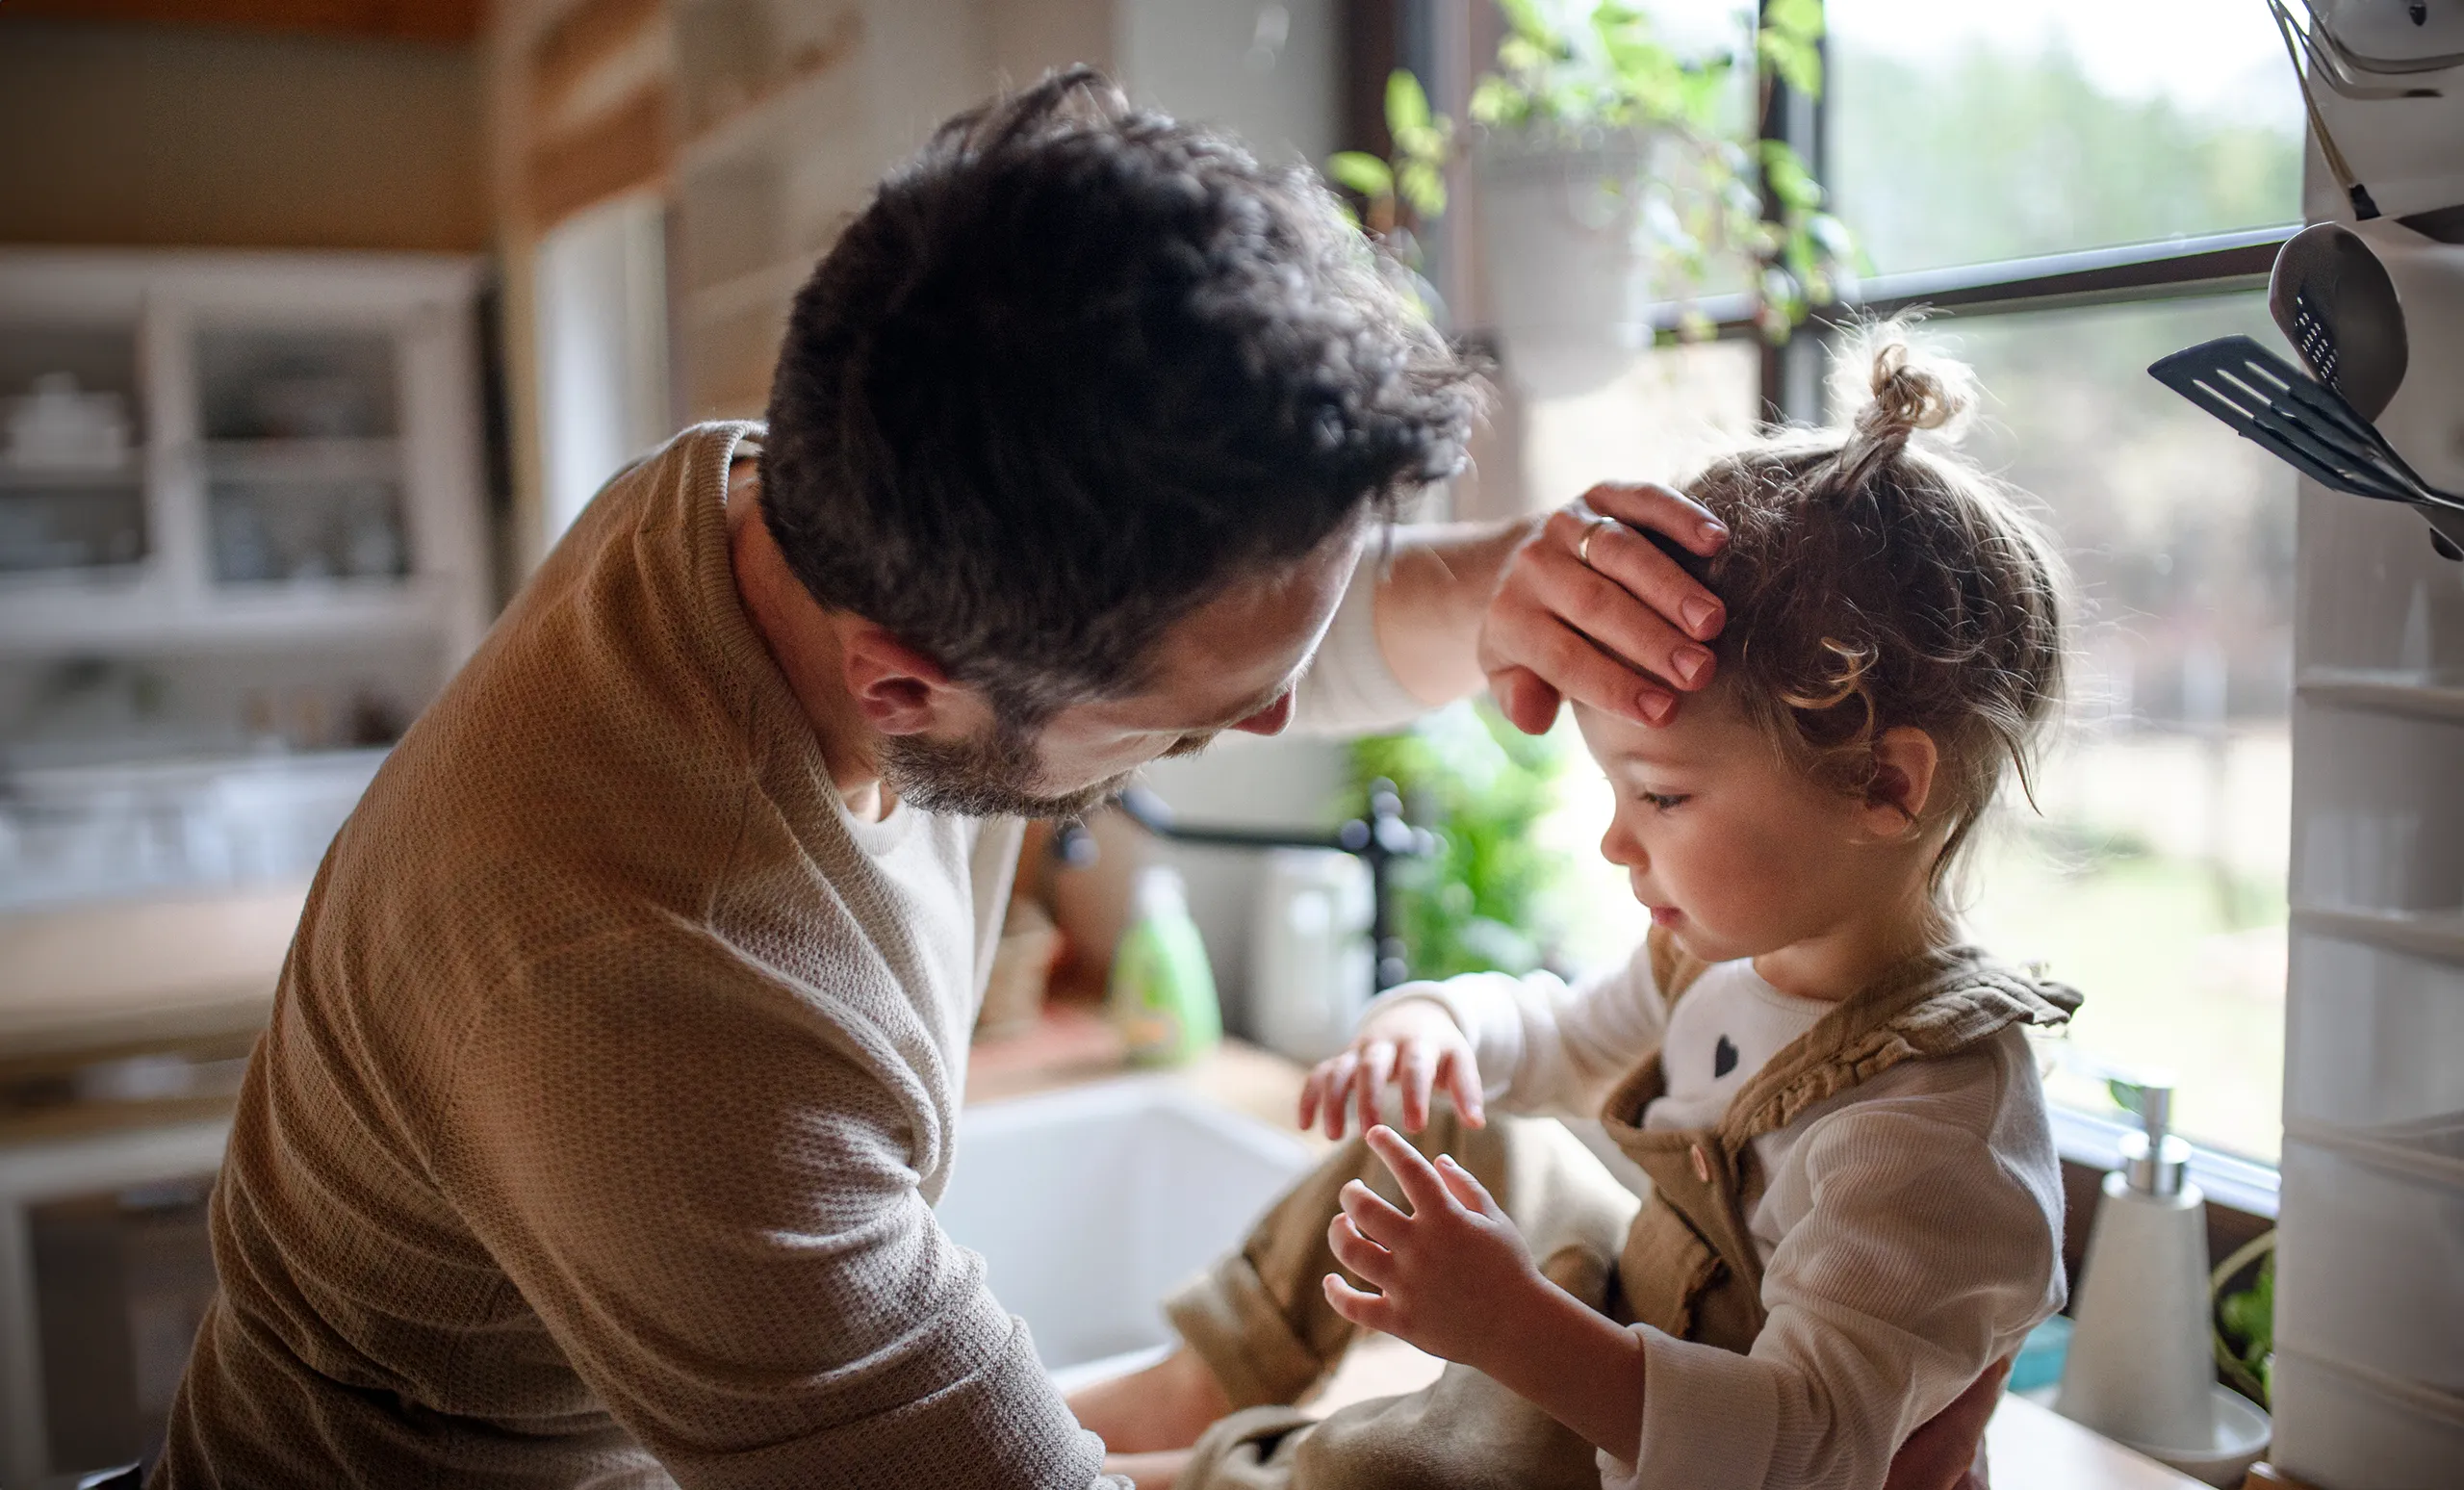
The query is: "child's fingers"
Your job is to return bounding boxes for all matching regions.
[1356,1040,1396,1137]
[1296,1066,1325,1131]
[1363,1124,1453,1215]
[1397,1040,1436,1131]
[1437,1049,1484,1127]
[1435,1153,1504,1220]
[1327,1214,1396,1286]
[1338,1177,1411,1246]
[1320,1049,1360,1139]
[1322,1272,1393,1331]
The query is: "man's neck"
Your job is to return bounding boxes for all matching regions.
[725,465,896,820]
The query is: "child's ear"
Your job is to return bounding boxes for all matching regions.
[1861,727,1940,836]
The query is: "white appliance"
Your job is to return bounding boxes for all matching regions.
[1245,848,1376,1065]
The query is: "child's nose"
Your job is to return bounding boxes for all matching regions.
[1600,816,1644,871]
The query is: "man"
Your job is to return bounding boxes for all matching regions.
[155,71,1971,1489]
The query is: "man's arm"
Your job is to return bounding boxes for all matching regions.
[446,931,1123,1490]
[1367,483,1732,733]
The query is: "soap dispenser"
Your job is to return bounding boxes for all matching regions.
[2054,1082,2270,1484]
[1109,865,1221,1066]
[2057,1083,2213,1449]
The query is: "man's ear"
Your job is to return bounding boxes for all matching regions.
[842,625,963,737]
[1861,726,1940,835]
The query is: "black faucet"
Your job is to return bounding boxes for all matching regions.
[1048,779,1436,996]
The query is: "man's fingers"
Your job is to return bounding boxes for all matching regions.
[1398,1041,1437,1131]
[1560,510,1727,647]
[1484,664,1562,735]
[1579,481,1729,559]
[1357,1041,1396,1137]
[1530,527,1717,691]
[1328,1214,1396,1286]
[1338,1177,1411,1246]
[1438,1049,1485,1127]
[1296,1069,1324,1132]
[1364,1124,1452,1215]
[1491,604,1676,728]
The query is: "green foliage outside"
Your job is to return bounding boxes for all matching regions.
[1348,701,1576,982]
[1827,39,2301,277]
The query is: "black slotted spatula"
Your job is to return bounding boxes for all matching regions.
[2149,335,2464,560]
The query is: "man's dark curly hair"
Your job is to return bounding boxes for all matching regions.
[760,67,1477,719]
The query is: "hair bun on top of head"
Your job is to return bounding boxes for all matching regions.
[1857,336,1969,438]
[1814,322,1976,497]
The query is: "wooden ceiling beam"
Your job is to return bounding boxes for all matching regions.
[1,0,484,46]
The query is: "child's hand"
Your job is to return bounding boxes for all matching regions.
[1296,1000,1485,1139]
[1320,1125,1545,1373]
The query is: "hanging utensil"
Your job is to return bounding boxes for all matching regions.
[2268,221,2411,420]
[2270,0,2450,99]
[2266,0,2387,218]
[2296,0,2464,78]
[2148,335,2464,560]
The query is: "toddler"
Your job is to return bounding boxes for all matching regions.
[1129,332,2082,1490]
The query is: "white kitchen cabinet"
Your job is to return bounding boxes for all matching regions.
[0,252,494,912]
[0,250,491,665]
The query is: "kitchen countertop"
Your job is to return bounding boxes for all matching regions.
[974,1012,2213,1490]
[0,883,302,1060]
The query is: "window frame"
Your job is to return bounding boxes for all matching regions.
[1758,10,2293,1209]
[1744,12,2295,426]
[1348,1,2300,1206]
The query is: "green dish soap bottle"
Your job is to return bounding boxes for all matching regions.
[1110,865,1221,1066]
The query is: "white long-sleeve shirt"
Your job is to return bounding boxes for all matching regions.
[1382,943,2069,1490]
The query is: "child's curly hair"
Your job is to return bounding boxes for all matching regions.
[1675,324,2069,889]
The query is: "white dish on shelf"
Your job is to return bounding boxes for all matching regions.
[2,372,131,472]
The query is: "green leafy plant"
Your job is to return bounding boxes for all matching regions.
[1330,0,1855,340]
[1328,70,1454,237]
[1349,701,1574,981]
[2214,1233,2275,1405]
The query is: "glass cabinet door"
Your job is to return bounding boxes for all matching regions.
[195,326,411,587]
[0,324,146,578]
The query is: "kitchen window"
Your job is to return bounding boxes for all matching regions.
[1457,0,2308,1170]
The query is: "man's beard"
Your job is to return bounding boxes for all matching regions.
[879,715,1127,820]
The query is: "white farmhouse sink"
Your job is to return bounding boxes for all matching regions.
[939,1076,1316,1391]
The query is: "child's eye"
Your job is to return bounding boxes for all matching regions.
[1634,790,1690,811]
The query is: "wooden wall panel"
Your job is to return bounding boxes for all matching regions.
[2,0,482,45]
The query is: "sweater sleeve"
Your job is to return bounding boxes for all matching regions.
[1598,1057,2063,1490]
[441,931,1124,1490]
[1368,941,1669,1118]
[1289,549,1433,737]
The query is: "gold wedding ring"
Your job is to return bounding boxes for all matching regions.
[1578,514,1617,570]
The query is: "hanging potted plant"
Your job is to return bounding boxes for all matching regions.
[1329,0,1853,397]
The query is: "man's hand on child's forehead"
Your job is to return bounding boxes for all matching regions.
[1479,481,1729,735]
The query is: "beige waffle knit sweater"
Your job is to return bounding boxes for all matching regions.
[156,423,1420,1489]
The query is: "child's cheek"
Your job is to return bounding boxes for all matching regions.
[1687,813,1806,940]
